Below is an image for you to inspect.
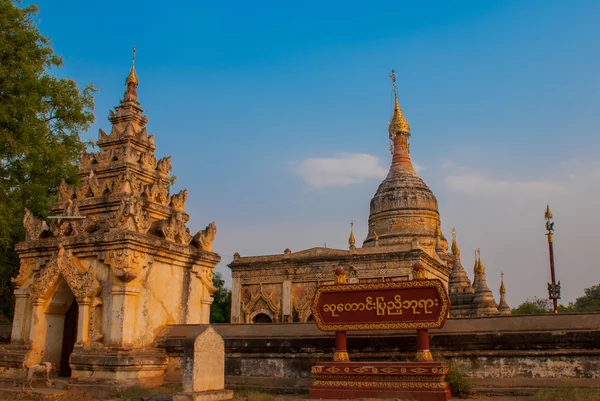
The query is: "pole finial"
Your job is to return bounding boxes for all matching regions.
[389,69,397,99]
[132,46,137,67]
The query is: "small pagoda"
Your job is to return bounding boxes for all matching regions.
[1,53,220,382]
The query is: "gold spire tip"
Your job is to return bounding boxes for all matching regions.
[545,204,553,219]
[348,220,355,246]
[126,46,139,84]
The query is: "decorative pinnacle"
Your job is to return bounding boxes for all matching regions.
[545,204,553,220]
[348,220,356,246]
[388,69,410,140]
[451,228,460,255]
[126,46,139,85]
[500,271,506,294]
[476,249,484,273]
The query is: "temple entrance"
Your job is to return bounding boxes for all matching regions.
[37,277,77,377]
[59,299,78,377]
[253,313,273,323]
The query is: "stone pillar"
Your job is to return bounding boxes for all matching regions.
[282,280,292,322]
[10,289,29,344]
[76,298,91,345]
[109,285,140,347]
[173,326,233,401]
[230,277,240,323]
[186,267,203,324]
[28,300,47,361]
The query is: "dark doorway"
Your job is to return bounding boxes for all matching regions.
[59,299,78,377]
[253,313,272,323]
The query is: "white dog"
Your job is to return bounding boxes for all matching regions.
[22,361,56,390]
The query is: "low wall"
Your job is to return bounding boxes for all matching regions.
[158,313,600,389]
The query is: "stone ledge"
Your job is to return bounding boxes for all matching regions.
[173,390,233,401]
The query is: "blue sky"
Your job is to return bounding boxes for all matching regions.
[29,0,600,306]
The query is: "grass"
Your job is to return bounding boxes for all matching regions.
[534,387,600,401]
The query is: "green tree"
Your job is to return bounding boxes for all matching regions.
[573,284,600,312]
[210,272,231,323]
[511,297,553,315]
[0,0,95,319]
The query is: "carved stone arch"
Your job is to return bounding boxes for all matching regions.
[30,246,101,303]
[242,286,281,323]
[250,309,274,323]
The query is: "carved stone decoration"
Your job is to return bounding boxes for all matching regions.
[149,212,193,245]
[170,189,187,212]
[103,248,151,282]
[107,196,152,234]
[89,297,104,343]
[95,148,113,166]
[121,145,140,164]
[191,222,216,252]
[242,284,281,323]
[196,265,217,295]
[11,258,37,288]
[97,127,109,143]
[143,178,170,205]
[76,170,103,199]
[57,180,74,203]
[79,148,96,170]
[113,170,143,195]
[29,246,101,302]
[50,199,100,237]
[156,156,172,175]
[139,150,157,170]
[293,284,316,322]
[23,208,49,241]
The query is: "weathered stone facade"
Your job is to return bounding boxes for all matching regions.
[0,62,220,381]
[229,72,506,322]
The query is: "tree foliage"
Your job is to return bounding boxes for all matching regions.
[511,297,553,315]
[0,0,95,319]
[210,272,231,323]
[512,284,600,315]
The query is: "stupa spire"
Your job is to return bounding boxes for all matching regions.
[448,229,475,317]
[472,249,480,291]
[472,251,500,316]
[498,271,511,315]
[123,46,139,103]
[387,70,415,174]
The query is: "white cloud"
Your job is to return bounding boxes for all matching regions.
[295,153,388,188]
[413,161,424,173]
[445,173,564,198]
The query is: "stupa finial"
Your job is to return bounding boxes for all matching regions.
[126,46,139,85]
[348,220,356,247]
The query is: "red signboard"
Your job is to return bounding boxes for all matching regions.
[311,279,450,331]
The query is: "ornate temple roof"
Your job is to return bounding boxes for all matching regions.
[363,71,445,253]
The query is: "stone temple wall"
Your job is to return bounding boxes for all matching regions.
[157,313,600,390]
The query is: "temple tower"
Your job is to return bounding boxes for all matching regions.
[363,70,448,257]
[498,272,511,315]
[448,230,475,317]
[4,53,220,381]
[472,251,500,316]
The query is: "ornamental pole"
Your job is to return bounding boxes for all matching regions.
[413,263,433,361]
[545,205,560,314]
[333,267,350,362]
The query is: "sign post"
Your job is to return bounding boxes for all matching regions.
[309,263,452,401]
